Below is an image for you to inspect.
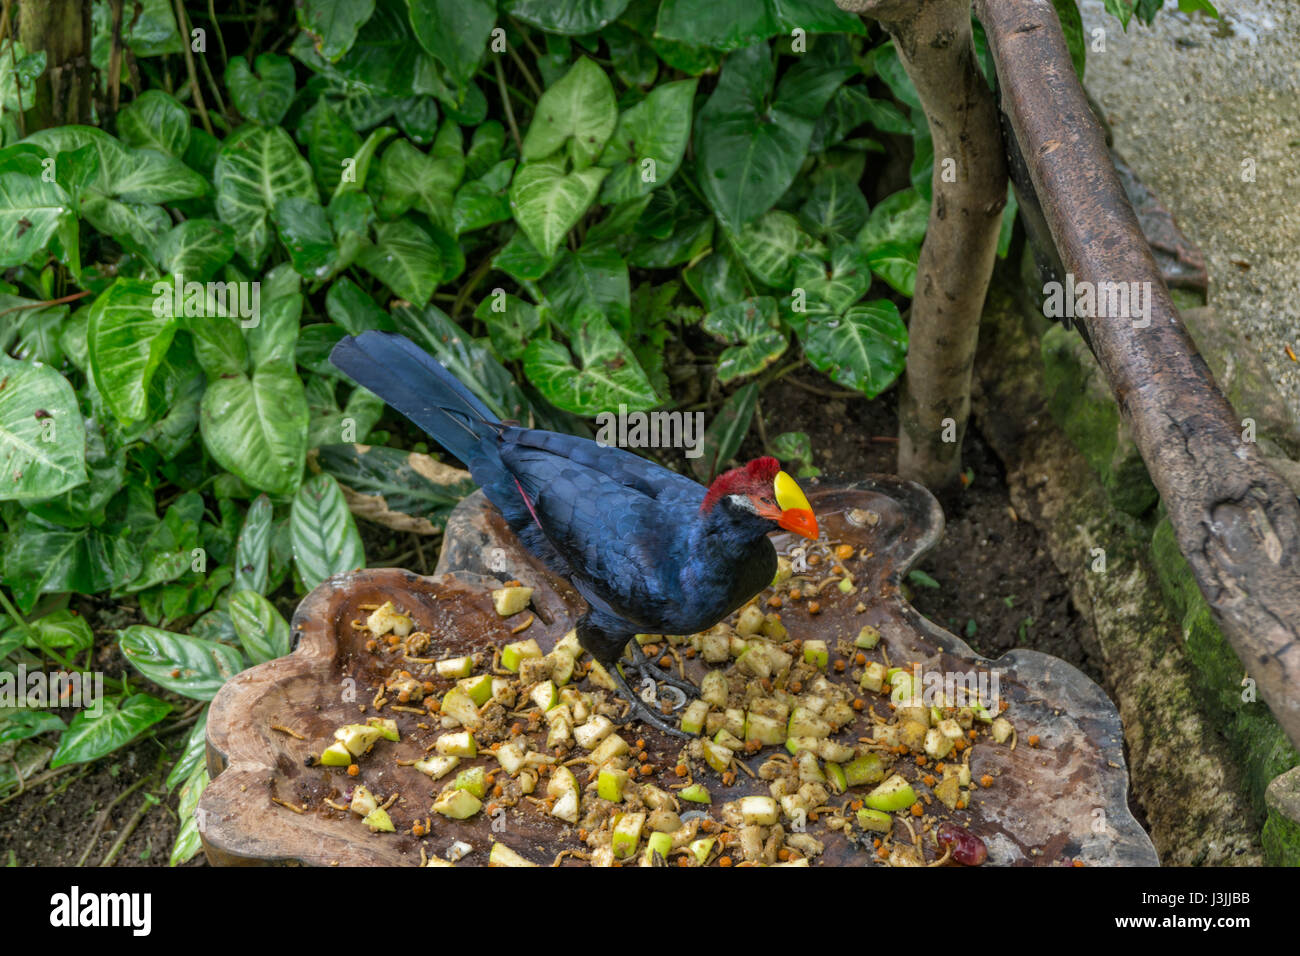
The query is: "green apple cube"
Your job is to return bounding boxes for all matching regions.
[679,783,711,804]
[598,768,629,802]
[788,708,832,739]
[551,788,581,824]
[643,830,672,864]
[434,786,482,819]
[335,724,385,757]
[500,638,543,672]
[350,785,378,816]
[366,601,412,637]
[586,660,617,691]
[435,656,474,679]
[459,674,494,707]
[590,733,629,766]
[825,762,848,794]
[855,625,881,649]
[700,739,732,773]
[857,807,893,833]
[318,742,353,766]
[549,650,575,686]
[745,712,786,745]
[546,712,573,750]
[818,739,856,763]
[574,715,615,750]
[530,680,559,712]
[772,556,793,586]
[489,842,538,867]
[362,807,395,832]
[440,687,483,730]
[611,813,645,859]
[700,671,729,708]
[842,753,886,787]
[555,629,582,657]
[494,743,526,774]
[739,796,779,826]
[860,662,887,694]
[453,766,488,798]
[365,717,400,742]
[735,604,765,636]
[414,755,460,779]
[890,672,916,704]
[938,718,965,740]
[689,837,716,865]
[750,696,789,721]
[924,728,954,760]
[735,645,771,679]
[714,729,745,751]
[700,629,730,663]
[723,708,746,738]
[786,735,821,756]
[492,586,533,617]
[435,731,477,757]
[864,774,916,812]
[679,699,709,736]
[992,716,1014,743]
[547,766,580,800]
[803,640,829,668]
[796,750,825,783]
[761,614,786,641]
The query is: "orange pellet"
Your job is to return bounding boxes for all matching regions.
[510,722,523,736]
[426,698,440,713]
[923,774,937,787]
[852,698,865,711]
[835,544,854,561]
[833,659,846,672]
[400,670,412,679]
[722,771,736,786]
[347,764,359,776]
[832,565,845,576]
[674,764,688,778]
[397,690,411,703]
[980,774,994,788]
[956,798,967,810]
[385,634,400,645]
[808,553,821,566]
[744,740,761,754]
[677,856,690,867]
[854,652,867,666]
[876,847,889,859]
[365,639,378,652]
[968,729,978,739]
[636,738,646,749]
[850,800,863,811]
[422,681,435,694]
[777,848,792,861]
[807,601,821,615]
[910,802,923,817]
[768,595,783,608]
[641,764,654,775]
[789,589,802,600]
[492,784,504,798]
[872,838,881,848]
[790,680,803,693]
[934,762,946,774]
[684,647,697,659]
[1028,735,1041,747]
[412,823,426,837]
[915,755,927,767]
[952,738,966,751]
[718,856,733,867]
[809,811,819,822]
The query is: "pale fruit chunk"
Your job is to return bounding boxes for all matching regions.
[492,586,533,617]
[414,755,459,779]
[739,796,779,826]
[435,656,474,678]
[598,768,629,802]
[802,640,829,668]
[366,601,412,637]
[334,724,384,757]
[362,807,395,832]
[318,742,352,766]
[501,638,543,672]
[611,812,645,859]
[350,785,378,816]
[365,717,399,742]
[440,687,483,731]
[864,773,916,812]
[433,787,482,819]
[434,731,477,757]
[489,843,538,867]
[679,699,709,736]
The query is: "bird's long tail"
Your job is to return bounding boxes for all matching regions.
[329,331,499,467]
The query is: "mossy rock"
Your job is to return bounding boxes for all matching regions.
[1150,517,1300,822]
[1263,768,1300,867]
[1040,324,1158,516]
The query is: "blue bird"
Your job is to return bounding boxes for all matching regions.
[330,331,819,735]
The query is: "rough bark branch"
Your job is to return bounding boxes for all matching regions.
[837,0,1007,489]
[16,0,93,129]
[974,0,1300,750]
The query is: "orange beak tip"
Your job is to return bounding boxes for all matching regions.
[778,508,819,540]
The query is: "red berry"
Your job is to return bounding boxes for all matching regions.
[937,823,988,866]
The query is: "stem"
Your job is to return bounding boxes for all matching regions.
[172,0,214,135]
[494,56,523,152]
[0,289,91,318]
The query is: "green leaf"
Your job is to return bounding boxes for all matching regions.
[234,494,273,595]
[597,79,696,203]
[475,293,545,361]
[695,43,843,229]
[372,136,461,227]
[797,299,907,398]
[684,244,752,312]
[542,244,631,334]
[492,227,560,281]
[164,707,209,792]
[2,515,142,612]
[116,90,191,156]
[189,314,248,380]
[509,156,607,259]
[332,125,397,202]
[730,210,821,289]
[790,244,871,318]
[298,97,364,194]
[799,171,869,244]
[506,0,631,35]
[226,53,297,126]
[229,589,292,664]
[87,278,180,425]
[701,297,787,383]
[214,125,317,268]
[14,608,94,653]
[120,625,244,700]
[291,473,366,591]
[871,42,921,110]
[50,694,172,768]
[297,0,377,61]
[523,308,658,414]
[169,764,208,866]
[654,0,864,52]
[326,278,396,334]
[865,240,919,297]
[856,187,928,253]
[522,57,617,171]
[356,218,446,306]
[200,360,309,495]
[1052,0,1087,78]
[0,41,44,113]
[246,293,303,368]
[0,145,74,268]
[0,352,87,500]
[693,382,757,481]
[315,443,475,532]
[0,709,66,746]
[153,219,235,281]
[409,0,496,87]
[452,160,515,235]
[273,198,338,279]
[23,125,207,204]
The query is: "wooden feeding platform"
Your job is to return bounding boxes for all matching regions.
[199,477,1156,866]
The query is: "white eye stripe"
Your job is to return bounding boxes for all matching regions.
[725,494,759,514]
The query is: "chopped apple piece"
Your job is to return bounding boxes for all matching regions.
[679,783,711,804]
[739,795,779,826]
[586,660,617,691]
[489,843,538,867]
[530,680,559,712]
[363,807,395,832]
[802,640,829,668]
[859,661,887,694]
[435,656,474,678]
[843,753,886,787]
[334,723,384,757]
[434,731,477,757]
[598,768,629,802]
[700,670,729,708]
[500,637,542,671]
[700,739,733,772]
[735,604,765,636]
[744,712,786,745]
[366,601,412,637]
[453,766,488,798]
[992,716,1014,743]
[679,699,709,736]
[642,830,672,866]
[458,673,494,706]
[857,807,893,832]
[924,727,954,760]
[433,787,482,819]
[414,755,459,779]
[492,586,533,617]
[318,742,352,766]
[365,717,399,742]
[555,629,583,658]
[574,715,615,749]
[439,687,483,731]
[550,789,580,824]
[611,812,645,859]
[590,733,629,766]
[864,774,916,812]
[689,837,716,865]
[855,625,881,649]
[349,785,378,816]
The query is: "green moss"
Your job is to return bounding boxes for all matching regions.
[1262,810,1300,866]
[1150,518,1300,819]
[1040,325,1158,516]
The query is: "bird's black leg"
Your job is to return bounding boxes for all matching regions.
[606,658,693,739]
[623,641,700,698]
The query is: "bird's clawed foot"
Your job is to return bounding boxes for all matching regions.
[607,660,693,739]
[623,641,700,698]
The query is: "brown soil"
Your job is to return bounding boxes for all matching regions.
[1,367,1100,866]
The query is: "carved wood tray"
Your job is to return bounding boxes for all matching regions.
[200,477,1157,866]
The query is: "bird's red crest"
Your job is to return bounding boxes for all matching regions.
[701,456,781,512]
